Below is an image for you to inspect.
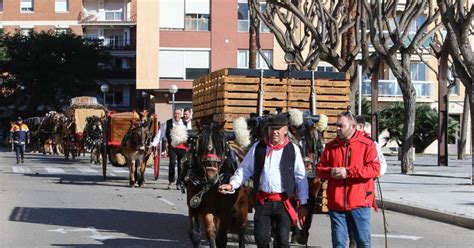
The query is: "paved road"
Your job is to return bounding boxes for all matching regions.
[0,151,472,247]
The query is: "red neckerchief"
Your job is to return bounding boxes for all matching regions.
[264,137,289,157]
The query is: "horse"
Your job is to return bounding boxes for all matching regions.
[83,116,104,164]
[180,121,241,248]
[287,109,326,245]
[121,112,154,187]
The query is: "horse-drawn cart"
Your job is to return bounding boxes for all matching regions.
[102,111,161,181]
[64,97,106,160]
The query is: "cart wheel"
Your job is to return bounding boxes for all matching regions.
[154,147,160,180]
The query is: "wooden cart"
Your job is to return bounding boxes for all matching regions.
[64,97,106,160]
[193,68,350,213]
[102,112,161,180]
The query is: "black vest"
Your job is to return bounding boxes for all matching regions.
[253,141,296,196]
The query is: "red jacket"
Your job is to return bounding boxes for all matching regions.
[317,131,380,211]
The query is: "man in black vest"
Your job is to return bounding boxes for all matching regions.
[165,108,188,190]
[219,114,308,248]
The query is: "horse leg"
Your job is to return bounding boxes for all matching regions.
[129,158,136,187]
[215,214,230,248]
[234,189,250,248]
[203,213,217,248]
[137,160,146,187]
[188,207,202,248]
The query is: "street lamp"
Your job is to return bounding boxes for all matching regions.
[168,84,178,114]
[100,83,110,106]
[141,91,149,110]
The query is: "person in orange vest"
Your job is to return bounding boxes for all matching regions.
[10,117,30,164]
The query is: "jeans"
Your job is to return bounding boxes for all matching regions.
[329,207,371,248]
[168,146,186,184]
[14,143,25,163]
[254,201,291,248]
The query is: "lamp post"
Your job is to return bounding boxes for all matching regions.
[100,83,109,180]
[100,83,110,106]
[141,91,149,110]
[168,84,178,114]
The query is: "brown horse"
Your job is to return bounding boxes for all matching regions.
[288,113,325,245]
[181,121,241,248]
[121,113,154,187]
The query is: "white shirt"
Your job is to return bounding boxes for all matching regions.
[229,141,309,204]
[183,118,192,130]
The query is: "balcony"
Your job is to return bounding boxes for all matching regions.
[79,10,136,24]
[362,79,434,98]
[86,37,135,50]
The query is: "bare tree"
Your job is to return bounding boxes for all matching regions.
[364,0,441,173]
[436,0,473,164]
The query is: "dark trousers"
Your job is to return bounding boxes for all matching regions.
[14,143,25,163]
[254,201,292,248]
[168,146,186,184]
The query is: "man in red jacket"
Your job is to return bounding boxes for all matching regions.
[317,112,380,248]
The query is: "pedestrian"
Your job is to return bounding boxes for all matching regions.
[219,114,309,248]
[165,108,188,190]
[355,115,387,176]
[183,107,192,130]
[10,117,30,164]
[317,112,380,248]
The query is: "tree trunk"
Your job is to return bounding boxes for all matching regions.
[248,1,258,69]
[401,86,417,174]
[458,90,469,159]
[342,0,358,113]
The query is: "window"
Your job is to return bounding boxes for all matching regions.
[56,28,69,35]
[20,0,34,12]
[159,50,210,80]
[0,0,3,12]
[238,0,270,33]
[103,87,130,107]
[237,50,273,69]
[55,0,68,12]
[160,0,185,29]
[410,63,426,81]
[237,2,250,32]
[317,66,334,72]
[185,14,210,31]
[20,28,33,36]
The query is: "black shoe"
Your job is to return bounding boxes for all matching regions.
[167,183,172,190]
[21,160,24,163]
[16,161,20,164]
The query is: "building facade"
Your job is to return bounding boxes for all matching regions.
[136,0,275,121]
[0,0,138,110]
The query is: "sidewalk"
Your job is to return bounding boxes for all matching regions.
[377,155,473,229]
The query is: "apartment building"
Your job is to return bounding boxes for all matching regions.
[0,0,138,110]
[136,0,274,121]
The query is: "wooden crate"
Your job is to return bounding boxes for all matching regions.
[193,68,350,142]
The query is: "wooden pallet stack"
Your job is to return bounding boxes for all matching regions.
[193,68,350,142]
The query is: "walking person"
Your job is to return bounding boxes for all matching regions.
[10,117,30,164]
[165,108,188,190]
[183,107,193,130]
[219,114,309,248]
[317,112,380,248]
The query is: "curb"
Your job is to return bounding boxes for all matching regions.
[376,199,473,230]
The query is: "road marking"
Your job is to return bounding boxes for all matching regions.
[371,234,423,240]
[145,168,153,174]
[111,168,128,173]
[159,198,175,206]
[76,167,98,173]
[48,227,116,241]
[12,167,32,174]
[44,167,65,174]
[109,173,117,177]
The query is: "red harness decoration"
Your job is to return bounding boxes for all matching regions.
[257,191,297,225]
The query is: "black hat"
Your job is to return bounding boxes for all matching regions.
[355,115,366,125]
[267,114,288,128]
[17,117,22,121]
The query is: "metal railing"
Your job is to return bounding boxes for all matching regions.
[79,10,134,22]
[85,37,135,50]
[362,79,434,98]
